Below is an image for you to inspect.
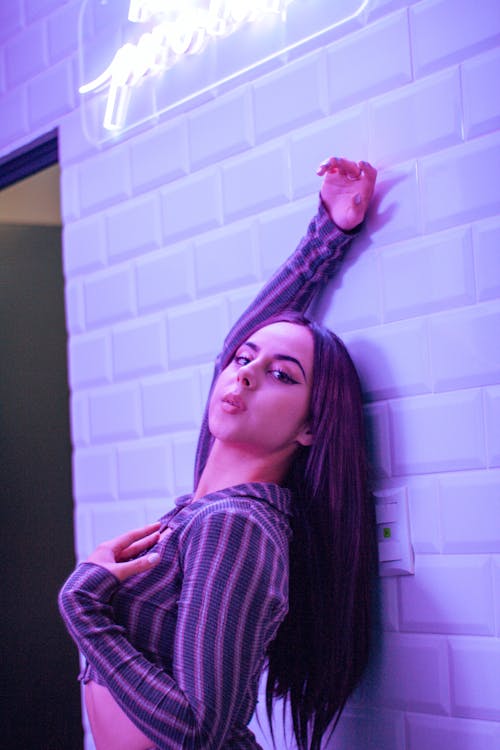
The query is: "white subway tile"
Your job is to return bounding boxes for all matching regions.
[364,402,392,478]
[117,440,173,499]
[343,318,432,401]
[289,104,369,199]
[63,217,106,278]
[135,243,195,312]
[46,1,80,63]
[369,162,422,245]
[188,90,253,170]
[226,285,261,330]
[284,0,365,50]
[106,194,162,263]
[73,447,117,503]
[0,88,28,143]
[144,497,176,525]
[167,299,228,366]
[406,713,500,750]
[421,132,500,233]
[381,227,475,322]
[5,24,47,88]
[161,172,222,242]
[60,165,80,223]
[430,302,500,392]
[79,149,131,216]
[68,331,111,388]
[65,278,85,334]
[322,245,382,332]
[130,121,189,193]
[0,51,5,95]
[462,47,500,139]
[199,363,216,407]
[27,59,74,129]
[0,3,23,44]
[90,504,147,547]
[407,476,442,553]
[494,557,500,638]
[25,0,62,23]
[399,555,495,635]
[112,318,167,380]
[370,69,463,167]
[89,385,142,442]
[378,577,400,632]
[142,371,202,434]
[258,200,317,276]
[326,10,412,111]
[84,267,136,328]
[440,470,500,553]
[410,0,500,77]
[449,635,500,720]
[473,217,500,302]
[70,392,90,448]
[484,386,500,467]
[367,0,421,22]
[222,145,289,221]
[253,53,327,142]
[172,433,197,494]
[361,632,450,714]
[333,706,405,750]
[74,505,94,561]
[195,223,259,295]
[58,108,95,166]
[389,390,486,475]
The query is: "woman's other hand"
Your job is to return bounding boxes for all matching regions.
[317,156,377,231]
[87,522,161,581]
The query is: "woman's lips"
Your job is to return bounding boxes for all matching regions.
[221,393,247,413]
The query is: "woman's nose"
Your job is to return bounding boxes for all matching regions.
[237,364,255,389]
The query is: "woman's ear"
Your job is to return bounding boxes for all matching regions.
[296,424,314,447]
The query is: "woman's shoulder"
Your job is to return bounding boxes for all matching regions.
[181,484,291,548]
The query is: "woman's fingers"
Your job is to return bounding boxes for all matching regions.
[318,156,377,230]
[316,156,363,178]
[106,521,161,553]
[86,521,162,581]
[116,528,162,562]
[110,552,161,581]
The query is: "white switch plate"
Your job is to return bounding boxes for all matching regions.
[374,487,414,577]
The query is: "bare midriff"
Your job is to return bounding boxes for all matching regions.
[85,680,155,750]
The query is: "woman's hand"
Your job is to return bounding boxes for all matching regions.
[87,522,162,582]
[317,156,377,231]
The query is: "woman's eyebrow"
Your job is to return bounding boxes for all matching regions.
[243,340,307,381]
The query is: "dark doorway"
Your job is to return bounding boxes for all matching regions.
[0,144,83,748]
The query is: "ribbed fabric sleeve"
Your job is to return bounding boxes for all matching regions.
[193,201,356,485]
[59,490,290,750]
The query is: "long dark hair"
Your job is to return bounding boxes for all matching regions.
[258,312,375,750]
[196,311,375,749]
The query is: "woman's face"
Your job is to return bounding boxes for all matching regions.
[208,322,314,457]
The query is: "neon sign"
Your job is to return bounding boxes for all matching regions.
[78,0,370,145]
[81,1,294,131]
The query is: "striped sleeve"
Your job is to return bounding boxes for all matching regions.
[218,200,356,362]
[58,509,287,749]
[194,199,357,485]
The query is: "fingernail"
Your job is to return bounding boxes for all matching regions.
[147,553,160,564]
[354,194,362,206]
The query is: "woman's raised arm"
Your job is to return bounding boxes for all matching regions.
[194,157,376,484]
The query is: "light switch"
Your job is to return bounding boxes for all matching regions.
[374,487,414,576]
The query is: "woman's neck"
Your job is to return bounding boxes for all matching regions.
[193,439,292,500]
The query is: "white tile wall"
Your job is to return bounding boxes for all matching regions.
[1,1,499,748]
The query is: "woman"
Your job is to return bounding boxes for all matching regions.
[59,156,377,750]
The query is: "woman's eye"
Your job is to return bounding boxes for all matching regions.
[271,369,297,384]
[234,354,251,366]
